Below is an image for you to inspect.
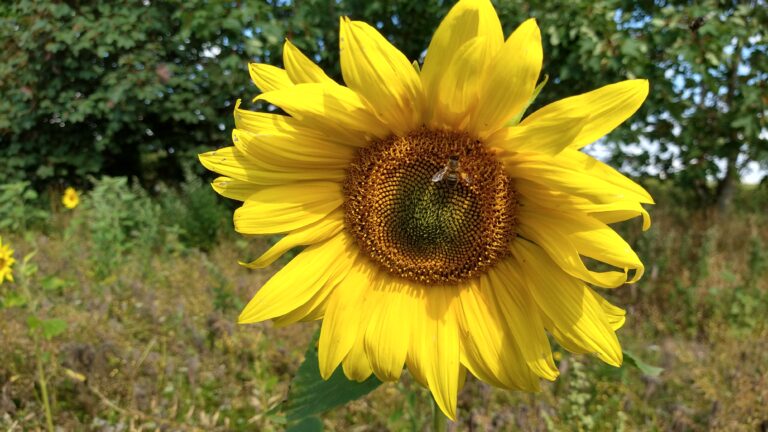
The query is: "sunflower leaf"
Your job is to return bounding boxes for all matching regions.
[282,330,382,423]
[285,416,323,432]
[622,349,663,377]
[507,74,549,126]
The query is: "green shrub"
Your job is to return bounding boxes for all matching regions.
[69,176,162,279]
[0,181,49,232]
[157,172,231,251]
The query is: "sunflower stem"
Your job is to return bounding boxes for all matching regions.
[36,347,54,432]
[431,397,447,432]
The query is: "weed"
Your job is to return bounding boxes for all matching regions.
[0,181,49,232]
[157,169,232,252]
[1,182,766,430]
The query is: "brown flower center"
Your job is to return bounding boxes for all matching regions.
[343,128,518,285]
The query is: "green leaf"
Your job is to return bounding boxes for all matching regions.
[623,350,663,377]
[286,416,323,432]
[28,316,68,340]
[282,331,382,423]
[507,74,549,126]
[1,292,28,308]
[27,315,42,331]
[41,276,69,292]
[42,318,68,340]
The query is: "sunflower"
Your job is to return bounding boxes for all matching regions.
[62,187,79,209]
[0,236,15,285]
[200,0,651,420]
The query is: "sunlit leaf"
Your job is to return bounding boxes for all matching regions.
[623,350,663,377]
[282,331,382,423]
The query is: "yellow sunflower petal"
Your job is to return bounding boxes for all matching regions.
[233,128,354,170]
[522,79,649,150]
[339,18,422,135]
[487,114,588,155]
[457,277,544,390]
[405,355,428,388]
[200,146,345,186]
[457,279,508,388]
[199,147,251,182]
[565,214,645,284]
[240,208,345,269]
[510,239,623,367]
[515,178,651,230]
[490,261,560,380]
[503,149,654,205]
[594,295,626,331]
[256,83,389,143]
[409,286,462,421]
[470,19,542,138]
[248,63,293,93]
[272,250,353,327]
[238,233,355,323]
[283,39,335,85]
[589,206,652,231]
[520,202,645,284]
[211,176,256,201]
[234,100,354,148]
[343,327,375,382]
[233,181,342,235]
[363,276,415,382]
[518,205,631,288]
[272,268,340,328]
[421,0,503,123]
[319,258,375,379]
[432,36,496,130]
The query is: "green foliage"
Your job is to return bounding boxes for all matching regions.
[603,2,767,207]
[747,235,768,287]
[281,331,382,428]
[0,0,271,187]
[63,174,232,281]
[559,358,597,431]
[622,350,663,377]
[69,176,162,279]
[157,171,232,251]
[27,315,68,340]
[2,0,765,208]
[2,194,767,430]
[0,181,49,232]
[493,0,767,208]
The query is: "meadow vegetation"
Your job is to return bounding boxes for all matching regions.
[1,177,766,431]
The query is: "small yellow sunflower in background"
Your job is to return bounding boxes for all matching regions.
[62,187,79,209]
[0,236,15,285]
[200,0,651,419]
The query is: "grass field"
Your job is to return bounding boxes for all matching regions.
[1,177,767,431]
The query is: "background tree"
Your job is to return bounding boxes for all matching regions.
[494,0,767,210]
[607,0,767,210]
[1,0,765,211]
[1,1,272,188]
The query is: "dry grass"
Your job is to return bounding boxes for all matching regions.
[1,202,767,431]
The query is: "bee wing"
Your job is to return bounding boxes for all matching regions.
[432,167,447,182]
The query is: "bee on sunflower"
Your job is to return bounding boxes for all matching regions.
[200,0,651,419]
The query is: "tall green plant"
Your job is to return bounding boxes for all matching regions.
[69,177,161,279]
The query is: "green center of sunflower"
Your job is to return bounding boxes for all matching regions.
[343,128,518,285]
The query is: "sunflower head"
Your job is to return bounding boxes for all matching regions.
[200,0,651,420]
[62,187,79,210]
[344,127,518,284]
[0,236,15,285]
